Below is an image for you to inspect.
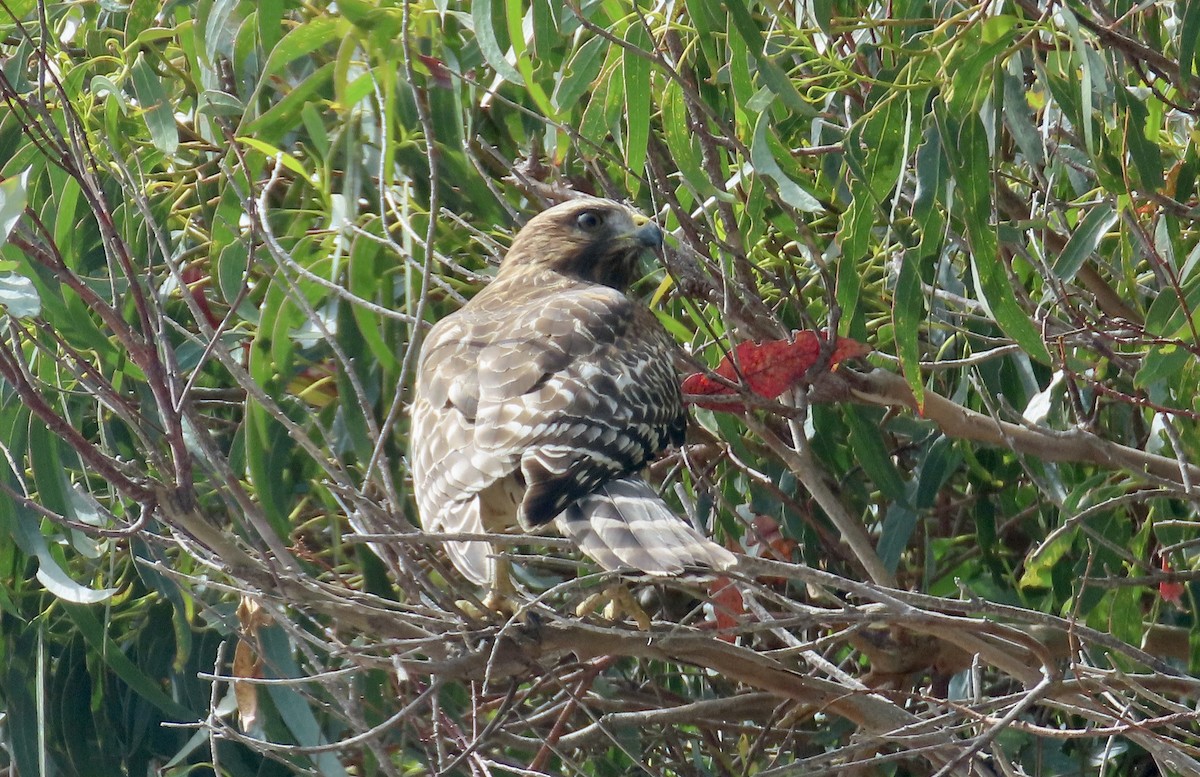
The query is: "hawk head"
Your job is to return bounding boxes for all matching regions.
[499,197,664,290]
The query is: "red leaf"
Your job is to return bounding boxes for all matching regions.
[682,331,870,411]
[1159,580,1185,606]
[1159,555,1186,607]
[417,55,454,88]
[707,575,744,643]
[748,515,797,562]
[182,264,221,330]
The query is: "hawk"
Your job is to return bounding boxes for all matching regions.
[410,197,734,607]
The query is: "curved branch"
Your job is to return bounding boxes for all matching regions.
[840,368,1200,490]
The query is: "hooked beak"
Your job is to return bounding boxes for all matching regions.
[630,215,664,249]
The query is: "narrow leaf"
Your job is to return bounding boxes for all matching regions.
[1181,0,1200,89]
[941,109,1050,363]
[236,136,310,178]
[845,407,909,503]
[0,168,29,246]
[623,24,652,178]
[472,0,524,85]
[131,53,178,156]
[553,35,607,111]
[724,0,813,115]
[1052,203,1116,280]
[62,603,195,720]
[750,114,822,212]
[262,17,345,78]
[877,503,917,575]
[662,81,711,196]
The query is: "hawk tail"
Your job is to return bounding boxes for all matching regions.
[444,538,493,587]
[555,476,736,575]
[437,497,494,586]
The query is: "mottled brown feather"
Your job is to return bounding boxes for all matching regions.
[410,198,734,586]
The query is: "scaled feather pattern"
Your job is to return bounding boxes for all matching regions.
[410,198,735,586]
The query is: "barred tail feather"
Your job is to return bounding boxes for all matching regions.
[444,539,493,586]
[438,498,494,586]
[555,476,736,574]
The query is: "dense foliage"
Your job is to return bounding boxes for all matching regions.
[2,0,1200,774]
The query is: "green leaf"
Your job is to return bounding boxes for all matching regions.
[62,603,195,720]
[750,113,822,212]
[50,167,82,264]
[578,69,613,155]
[242,61,335,135]
[0,168,28,246]
[197,89,245,118]
[662,80,712,197]
[726,14,756,114]
[623,23,651,181]
[1181,0,1200,89]
[940,108,1050,363]
[1002,62,1045,167]
[4,626,57,777]
[845,407,908,503]
[1135,344,1191,389]
[892,249,924,406]
[877,503,917,575]
[685,0,724,73]
[261,16,346,79]
[724,0,813,116]
[472,0,523,85]
[944,16,1015,116]
[28,420,70,522]
[1051,202,1116,281]
[130,53,178,156]
[845,91,908,202]
[257,0,285,52]
[348,238,400,372]
[262,626,350,776]
[914,436,961,510]
[244,400,295,536]
[1021,528,1076,589]
[835,191,871,338]
[124,0,157,43]
[1116,87,1164,191]
[553,35,607,112]
[1107,584,1143,647]
[203,0,243,61]
[896,125,947,410]
[236,136,310,179]
[1059,7,1099,154]
[1144,275,1200,338]
[530,0,557,62]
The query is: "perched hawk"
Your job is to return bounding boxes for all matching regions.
[410,197,734,603]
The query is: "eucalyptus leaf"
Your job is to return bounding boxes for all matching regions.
[0,272,40,318]
[0,168,28,245]
[750,114,822,212]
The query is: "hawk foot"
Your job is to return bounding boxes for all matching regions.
[455,557,521,618]
[576,584,652,631]
[455,590,521,619]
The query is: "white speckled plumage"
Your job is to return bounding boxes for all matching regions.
[410,198,734,587]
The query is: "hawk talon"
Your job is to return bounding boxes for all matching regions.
[576,584,653,631]
[455,594,520,619]
[455,556,521,618]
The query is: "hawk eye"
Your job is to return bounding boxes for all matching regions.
[576,211,603,231]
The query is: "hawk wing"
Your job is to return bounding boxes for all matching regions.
[410,279,687,583]
[474,284,685,527]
